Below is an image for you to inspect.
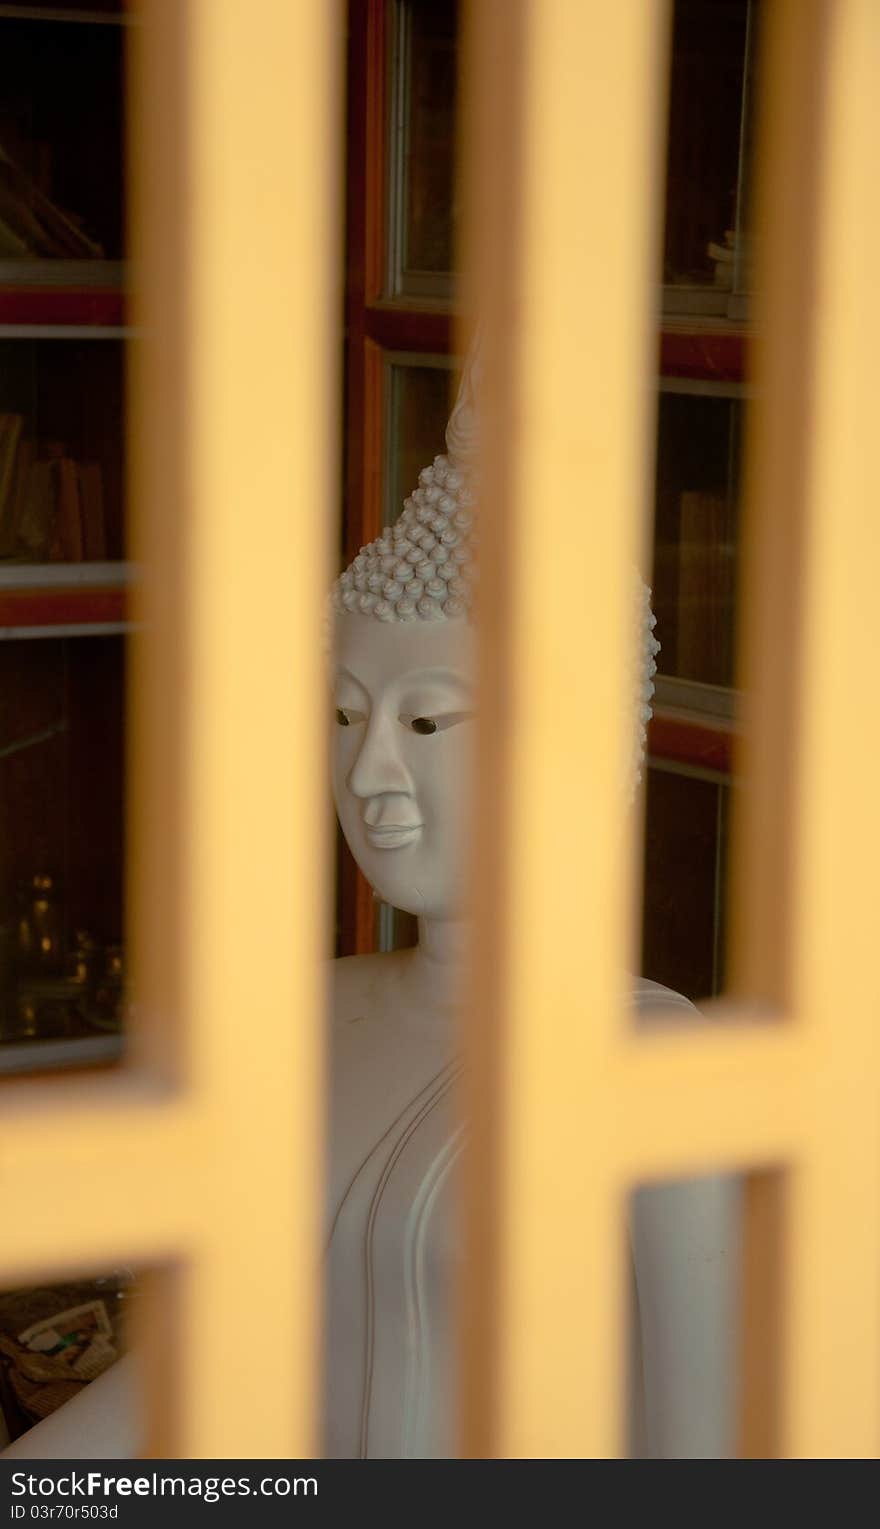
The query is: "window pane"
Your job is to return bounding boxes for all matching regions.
[0,636,125,1070]
[0,16,125,263]
[663,0,751,292]
[390,0,757,304]
[0,341,125,564]
[641,767,731,1003]
[651,389,742,688]
[0,5,128,1074]
[389,0,458,298]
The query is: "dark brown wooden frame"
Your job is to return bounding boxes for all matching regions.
[340,0,457,953]
[340,0,743,954]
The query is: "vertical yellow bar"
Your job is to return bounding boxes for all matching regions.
[461,0,670,1457]
[733,0,835,1458]
[775,0,880,1458]
[735,0,880,1458]
[128,1,341,1455]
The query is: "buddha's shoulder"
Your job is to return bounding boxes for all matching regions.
[330,959,701,1024]
[328,949,409,1029]
[328,951,436,1113]
[628,976,700,1025]
[330,948,403,992]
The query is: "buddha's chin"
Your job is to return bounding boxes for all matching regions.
[347,846,468,922]
[357,863,432,919]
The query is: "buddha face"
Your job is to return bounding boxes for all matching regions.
[332,613,476,920]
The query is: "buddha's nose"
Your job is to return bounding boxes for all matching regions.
[347,712,412,801]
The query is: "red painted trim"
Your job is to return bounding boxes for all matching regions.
[364,304,453,353]
[648,711,735,775]
[0,587,127,628]
[659,326,748,383]
[358,311,744,375]
[0,288,126,328]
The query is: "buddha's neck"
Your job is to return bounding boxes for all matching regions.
[408,916,470,1011]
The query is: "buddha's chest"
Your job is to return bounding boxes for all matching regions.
[324,1059,463,1458]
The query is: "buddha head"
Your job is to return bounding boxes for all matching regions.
[330,339,659,922]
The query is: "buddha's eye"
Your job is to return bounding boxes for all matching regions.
[400,711,474,735]
[335,706,365,727]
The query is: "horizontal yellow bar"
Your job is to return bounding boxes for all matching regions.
[610,1018,808,1177]
[0,1086,201,1279]
[0,1006,818,1250]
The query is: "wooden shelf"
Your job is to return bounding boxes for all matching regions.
[648,708,735,777]
[362,301,454,354]
[359,300,750,384]
[0,561,135,634]
[0,262,126,331]
[659,319,750,384]
[0,1032,122,1076]
[0,5,127,22]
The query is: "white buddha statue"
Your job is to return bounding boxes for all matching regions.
[324,339,739,1458]
[2,347,739,1462]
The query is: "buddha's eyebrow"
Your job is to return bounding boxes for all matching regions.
[400,666,473,694]
[334,665,369,693]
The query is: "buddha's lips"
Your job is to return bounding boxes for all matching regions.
[364,823,422,849]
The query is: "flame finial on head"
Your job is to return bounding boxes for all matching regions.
[443,327,482,467]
